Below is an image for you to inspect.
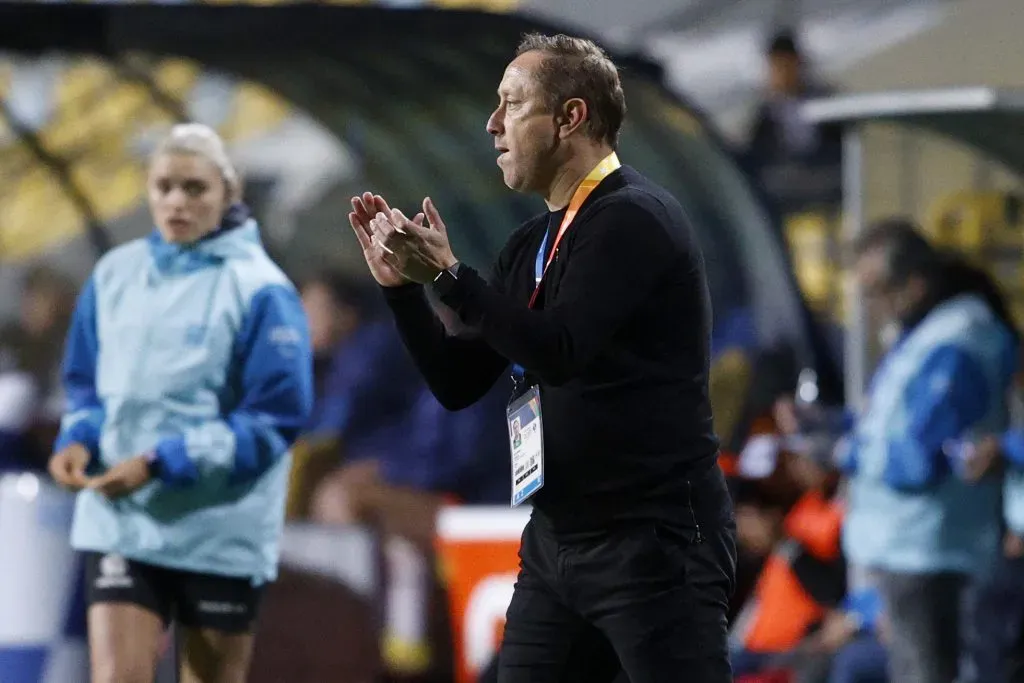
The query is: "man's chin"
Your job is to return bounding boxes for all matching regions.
[501,171,529,193]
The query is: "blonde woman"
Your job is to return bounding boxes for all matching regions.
[48,123,313,683]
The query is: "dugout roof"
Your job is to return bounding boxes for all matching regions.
[803,87,1024,176]
[800,86,1024,407]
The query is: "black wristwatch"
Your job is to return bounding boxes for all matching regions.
[432,262,462,296]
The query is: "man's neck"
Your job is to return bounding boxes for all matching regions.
[543,142,615,211]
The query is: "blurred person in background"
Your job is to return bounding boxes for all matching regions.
[765,389,890,683]
[839,218,1016,683]
[817,586,889,683]
[0,264,76,472]
[729,438,843,662]
[958,363,1024,683]
[741,433,890,683]
[744,30,843,215]
[286,269,414,517]
[292,268,436,683]
[299,269,423,479]
[47,123,313,683]
[303,270,366,379]
[309,288,511,683]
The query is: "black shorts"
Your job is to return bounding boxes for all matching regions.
[83,551,265,633]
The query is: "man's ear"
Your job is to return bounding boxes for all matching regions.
[556,98,588,139]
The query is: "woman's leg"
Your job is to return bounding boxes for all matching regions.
[174,569,264,683]
[83,552,172,683]
[179,628,256,683]
[89,604,167,683]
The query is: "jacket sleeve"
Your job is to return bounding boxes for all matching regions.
[151,284,314,486]
[383,285,508,410]
[54,277,104,460]
[843,586,883,634]
[882,344,995,490]
[1001,430,1024,468]
[381,225,530,410]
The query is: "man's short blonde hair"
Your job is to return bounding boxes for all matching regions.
[516,33,627,148]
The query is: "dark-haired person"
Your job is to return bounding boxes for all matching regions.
[745,30,843,214]
[347,33,736,682]
[841,218,1016,683]
[285,269,404,518]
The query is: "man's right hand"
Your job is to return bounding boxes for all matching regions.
[48,443,90,492]
[349,192,422,288]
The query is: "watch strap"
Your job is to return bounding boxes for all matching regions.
[432,262,462,296]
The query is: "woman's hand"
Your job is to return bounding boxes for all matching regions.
[48,443,91,491]
[87,455,153,498]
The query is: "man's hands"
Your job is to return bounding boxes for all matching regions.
[49,445,152,499]
[348,192,458,286]
[349,193,411,287]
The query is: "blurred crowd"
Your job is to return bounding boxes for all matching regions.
[722,216,1024,683]
[718,29,1024,683]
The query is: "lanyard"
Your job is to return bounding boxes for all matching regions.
[527,152,621,309]
[511,153,621,383]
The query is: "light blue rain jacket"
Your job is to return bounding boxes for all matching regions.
[54,208,313,583]
[995,427,1024,537]
[841,294,1014,576]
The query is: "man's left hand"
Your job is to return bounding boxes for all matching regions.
[368,197,458,284]
[961,435,1003,482]
[86,455,153,498]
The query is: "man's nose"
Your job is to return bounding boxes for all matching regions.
[486,109,502,137]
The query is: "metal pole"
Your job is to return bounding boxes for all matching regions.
[842,125,867,411]
[898,131,919,216]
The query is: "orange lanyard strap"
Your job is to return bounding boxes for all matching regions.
[527,152,621,309]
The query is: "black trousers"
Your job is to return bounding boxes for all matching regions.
[876,570,967,683]
[497,483,736,682]
[970,554,1024,683]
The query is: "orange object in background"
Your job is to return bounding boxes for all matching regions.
[741,550,826,652]
[733,489,844,654]
[719,451,740,476]
[783,489,843,562]
[435,506,531,683]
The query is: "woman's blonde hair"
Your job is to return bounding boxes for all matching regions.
[153,123,241,202]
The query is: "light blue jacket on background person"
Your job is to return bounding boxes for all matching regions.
[54,205,313,585]
[840,294,1016,576]
[994,427,1024,538]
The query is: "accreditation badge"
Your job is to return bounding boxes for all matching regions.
[507,384,544,507]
